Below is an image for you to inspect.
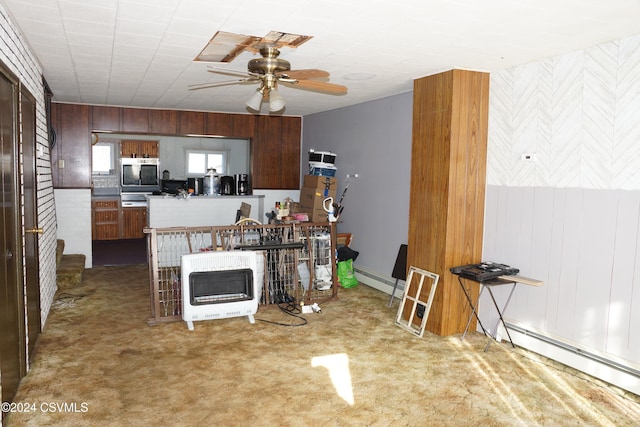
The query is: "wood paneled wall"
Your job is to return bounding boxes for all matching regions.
[408,69,490,336]
[483,185,640,367]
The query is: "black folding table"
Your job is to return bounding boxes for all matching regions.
[454,273,518,352]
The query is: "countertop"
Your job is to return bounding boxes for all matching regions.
[147,194,263,199]
[92,194,120,200]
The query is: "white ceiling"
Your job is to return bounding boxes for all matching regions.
[3,0,640,116]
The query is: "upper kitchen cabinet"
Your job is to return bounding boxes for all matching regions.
[56,102,302,189]
[230,114,255,138]
[121,108,149,133]
[178,111,205,135]
[91,105,121,131]
[120,140,159,158]
[149,109,178,135]
[205,112,231,136]
[280,116,302,189]
[51,103,91,188]
[252,116,301,189]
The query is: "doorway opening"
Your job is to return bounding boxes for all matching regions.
[92,238,147,266]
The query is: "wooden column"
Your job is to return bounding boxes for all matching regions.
[408,69,490,336]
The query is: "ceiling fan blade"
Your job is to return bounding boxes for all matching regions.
[281,79,347,94]
[276,69,330,80]
[188,78,258,90]
[206,66,256,78]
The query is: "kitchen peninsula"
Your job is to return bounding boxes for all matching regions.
[147,194,265,228]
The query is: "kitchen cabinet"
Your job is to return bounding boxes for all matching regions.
[56,101,302,189]
[230,114,255,138]
[120,140,159,158]
[51,103,91,188]
[92,199,120,240]
[205,112,231,135]
[178,111,205,135]
[92,199,147,240]
[121,207,147,239]
[91,105,121,132]
[121,108,149,133]
[252,115,301,189]
[149,109,178,134]
[280,116,302,188]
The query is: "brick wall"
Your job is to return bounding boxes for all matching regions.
[0,5,57,341]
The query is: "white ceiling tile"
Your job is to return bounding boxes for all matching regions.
[58,1,117,23]
[4,0,640,115]
[10,18,64,37]
[113,33,162,49]
[117,1,176,24]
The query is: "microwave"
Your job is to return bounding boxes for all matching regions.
[121,157,160,192]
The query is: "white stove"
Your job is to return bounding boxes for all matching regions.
[121,192,150,207]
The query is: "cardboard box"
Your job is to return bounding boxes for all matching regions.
[303,175,337,191]
[288,201,304,214]
[299,186,337,209]
[299,183,337,223]
[308,207,330,223]
[299,175,338,222]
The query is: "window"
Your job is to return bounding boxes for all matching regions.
[186,149,226,176]
[92,142,116,175]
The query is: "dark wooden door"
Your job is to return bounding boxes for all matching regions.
[0,65,26,408]
[21,87,41,358]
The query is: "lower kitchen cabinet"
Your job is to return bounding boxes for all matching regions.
[92,199,120,240]
[121,207,147,239]
[92,200,148,240]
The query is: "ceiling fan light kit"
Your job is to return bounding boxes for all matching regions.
[192,30,347,114]
[246,88,265,111]
[268,89,286,112]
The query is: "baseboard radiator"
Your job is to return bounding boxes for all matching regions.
[354,266,640,394]
[353,265,401,295]
[505,321,640,395]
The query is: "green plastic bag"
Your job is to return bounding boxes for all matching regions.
[337,259,358,288]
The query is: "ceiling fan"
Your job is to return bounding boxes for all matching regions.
[190,31,348,113]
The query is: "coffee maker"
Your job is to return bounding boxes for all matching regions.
[235,174,249,195]
[220,176,235,195]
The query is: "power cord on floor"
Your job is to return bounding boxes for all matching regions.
[256,300,308,327]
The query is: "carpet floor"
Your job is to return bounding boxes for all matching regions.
[5,264,640,426]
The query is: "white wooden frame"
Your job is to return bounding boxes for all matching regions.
[395,266,439,337]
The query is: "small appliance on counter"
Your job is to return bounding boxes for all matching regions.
[235,174,249,195]
[220,176,235,195]
[203,168,220,196]
[187,177,204,195]
[162,179,187,194]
